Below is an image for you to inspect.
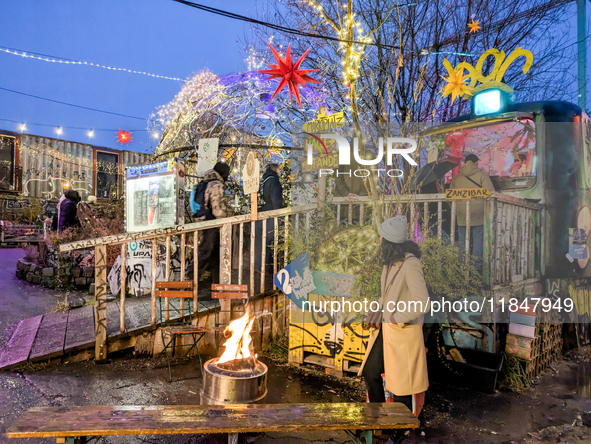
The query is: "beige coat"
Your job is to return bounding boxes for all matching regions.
[358,254,430,396]
[449,160,495,226]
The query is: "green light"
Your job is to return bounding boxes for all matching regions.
[473,89,505,116]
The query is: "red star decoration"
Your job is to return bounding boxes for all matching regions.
[116,129,133,145]
[258,43,321,108]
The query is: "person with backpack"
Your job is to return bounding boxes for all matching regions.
[57,190,81,234]
[193,162,231,283]
[449,153,495,271]
[254,164,284,291]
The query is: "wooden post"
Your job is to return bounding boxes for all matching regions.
[251,193,257,221]
[120,242,127,333]
[165,236,171,321]
[250,220,255,297]
[180,232,186,281]
[151,239,157,325]
[193,230,199,315]
[261,218,267,294]
[482,199,495,288]
[94,245,107,361]
[318,173,326,205]
[220,223,232,326]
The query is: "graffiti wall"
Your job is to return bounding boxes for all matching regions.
[289,293,369,374]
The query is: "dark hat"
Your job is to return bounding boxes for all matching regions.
[213,162,230,181]
[465,153,479,163]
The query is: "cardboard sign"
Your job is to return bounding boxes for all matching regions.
[302,111,345,133]
[274,253,316,309]
[242,152,260,195]
[445,188,492,200]
[196,138,219,177]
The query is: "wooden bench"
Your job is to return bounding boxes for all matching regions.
[6,402,419,444]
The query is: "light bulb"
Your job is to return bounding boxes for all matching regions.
[56,127,63,135]
[87,130,94,138]
[19,124,27,132]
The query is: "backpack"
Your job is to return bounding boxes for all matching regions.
[257,176,272,208]
[192,179,215,220]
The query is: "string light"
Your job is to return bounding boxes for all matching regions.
[19,123,27,132]
[0,46,183,81]
[55,127,63,135]
[87,130,94,138]
[151,131,159,139]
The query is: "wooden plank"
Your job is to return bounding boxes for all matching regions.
[212,284,247,292]
[0,315,43,369]
[156,281,192,289]
[107,301,124,338]
[193,231,199,315]
[6,403,419,438]
[155,291,194,298]
[180,232,186,281]
[30,311,69,361]
[261,218,267,294]
[64,306,95,352]
[212,292,248,299]
[151,240,157,325]
[95,244,108,361]
[122,297,151,332]
[120,242,127,333]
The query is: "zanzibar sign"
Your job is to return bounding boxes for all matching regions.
[445,188,492,200]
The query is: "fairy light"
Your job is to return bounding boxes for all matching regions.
[151,131,159,139]
[56,127,63,135]
[0,46,182,81]
[19,123,27,132]
[87,130,94,138]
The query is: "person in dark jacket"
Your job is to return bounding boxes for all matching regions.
[57,190,81,233]
[255,164,284,291]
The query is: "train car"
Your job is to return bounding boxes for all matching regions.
[420,91,591,344]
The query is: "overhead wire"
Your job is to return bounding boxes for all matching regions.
[0,86,147,121]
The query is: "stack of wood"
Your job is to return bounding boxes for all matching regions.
[505,304,562,385]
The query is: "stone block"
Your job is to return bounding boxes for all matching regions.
[16,259,28,271]
[42,267,54,277]
[75,277,87,286]
[82,267,94,278]
[15,270,25,280]
[72,267,82,278]
[41,278,54,288]
[88,278,95,284]
[26,272,33,282]
[31,275,41,285]
[88,283,95,295]
[66,293,85,309]
[65,267,72,276]
[29,263,38,273]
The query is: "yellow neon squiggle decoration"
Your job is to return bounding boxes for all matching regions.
[441,47,534,101]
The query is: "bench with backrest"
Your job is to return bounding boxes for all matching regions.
[6,402,419,444]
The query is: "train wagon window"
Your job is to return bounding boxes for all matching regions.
[0,135,16,191]
[422,119,536,190]
[95,151,120,198]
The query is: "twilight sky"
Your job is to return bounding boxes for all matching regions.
[0,0,266,152]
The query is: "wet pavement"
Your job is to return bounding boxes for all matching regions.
[0,347,590,444]
[1,249,591,443]
[0,249,62,344]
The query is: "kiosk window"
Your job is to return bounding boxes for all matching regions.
[96,151,120,198]
[0,135,16,191]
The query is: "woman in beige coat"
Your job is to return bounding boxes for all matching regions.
[359,216,430,417]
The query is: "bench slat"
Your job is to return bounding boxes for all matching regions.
[6,403,418,438]
[155,291,194,298]
[156,281,193,289]
[212,292,248,299]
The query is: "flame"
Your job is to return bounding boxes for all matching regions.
[217,310,256,364]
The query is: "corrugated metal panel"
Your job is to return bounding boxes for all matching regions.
[20,135,94,199]
[19,134,151,199]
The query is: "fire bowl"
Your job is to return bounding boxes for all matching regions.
[200,358,268,405]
